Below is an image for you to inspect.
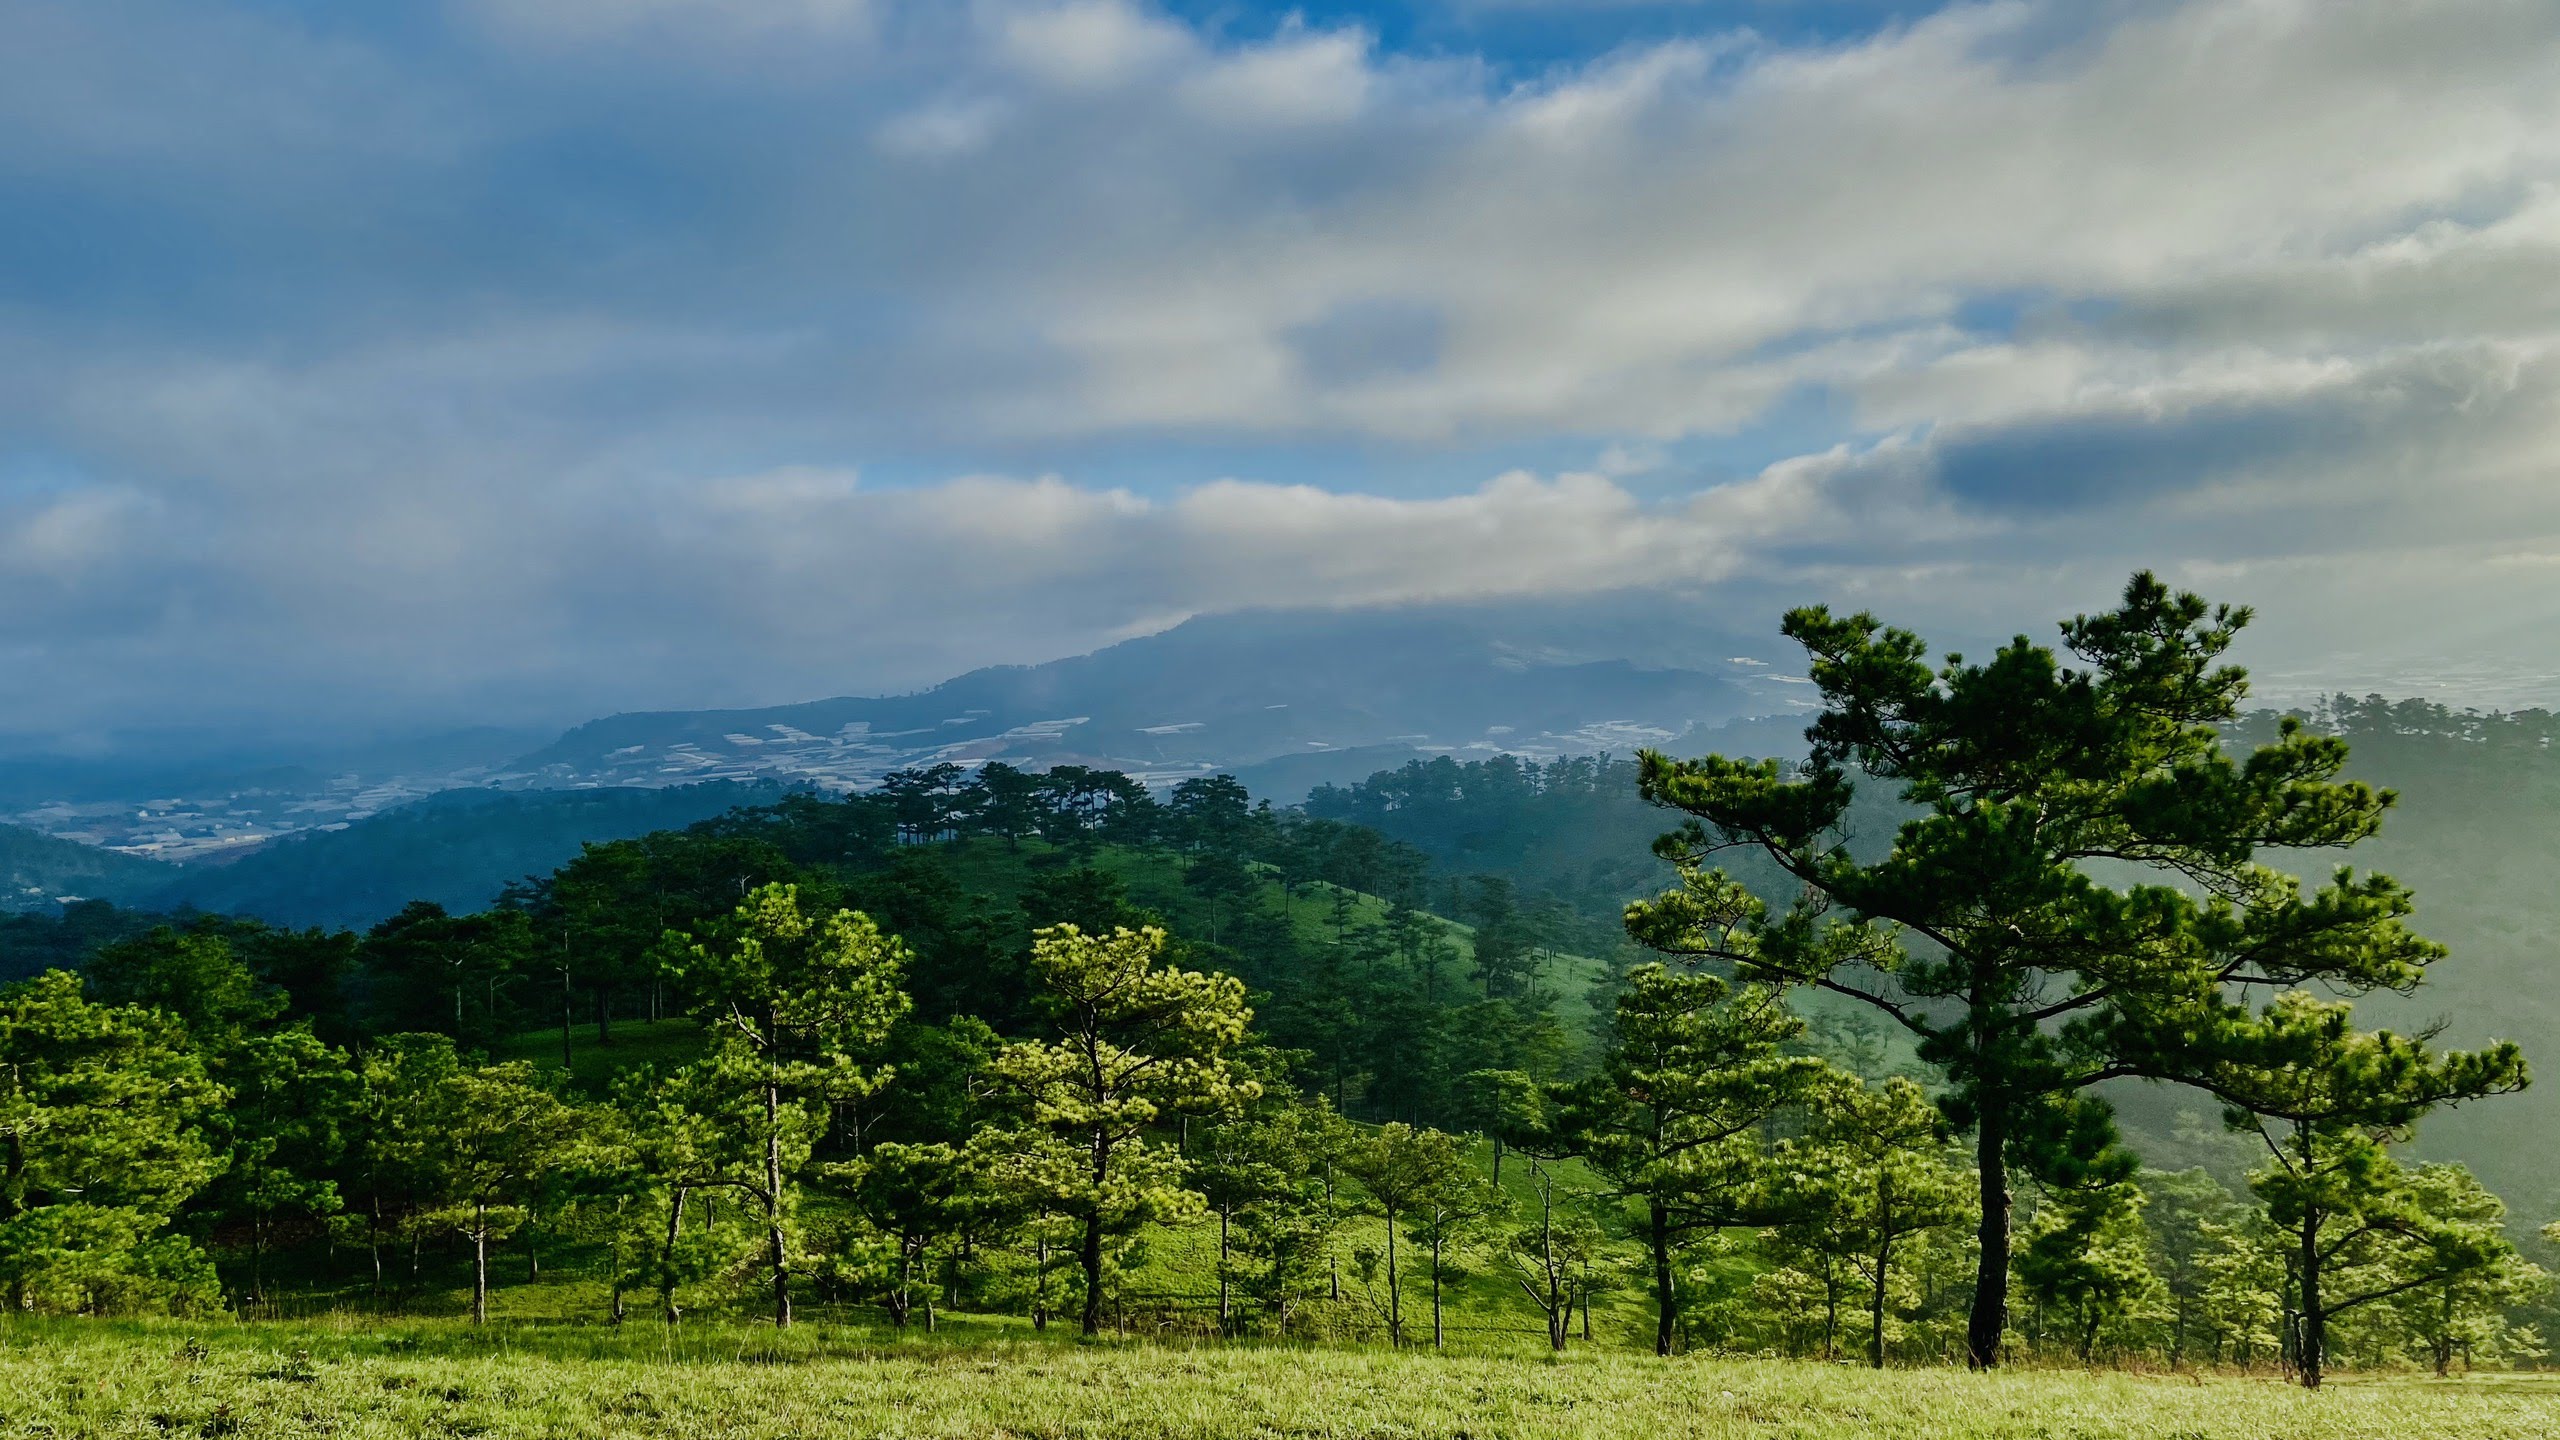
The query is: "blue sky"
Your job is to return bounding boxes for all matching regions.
[4,0,2559,741]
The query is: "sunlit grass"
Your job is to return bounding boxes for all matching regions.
[1,1319,2551,1439]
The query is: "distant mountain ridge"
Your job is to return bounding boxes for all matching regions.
[0,596,1795,865]
[513,601,1783,791]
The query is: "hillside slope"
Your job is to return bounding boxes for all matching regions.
[1309,722,2560,1213]
[147,782,789,930]
[0,823,171,910]
[511,602,1774,791]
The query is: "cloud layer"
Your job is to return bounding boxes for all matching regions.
[4,0,2559,739]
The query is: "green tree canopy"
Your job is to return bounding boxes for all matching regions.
[2178,989,2526,1387]
[1552,962,1828,1355]
[411,1059,587,1325]
[1627,572,2449,1367]
[1768,1075,1973,1367]
[985,924,1256,1336]
[0,971,227,1316]
[670,883,910,1327]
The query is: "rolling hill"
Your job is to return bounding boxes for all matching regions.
[142,781,791,931]
[0,823,171,911]
[510,600,1778,792]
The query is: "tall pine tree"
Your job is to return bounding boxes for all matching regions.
[1628,573,2445,1366]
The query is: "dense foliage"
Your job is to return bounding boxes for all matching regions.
[0,577,2543,1393]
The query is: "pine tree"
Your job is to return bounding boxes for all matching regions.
[2139,1167,2249,1370]
[2392,1165,2549,1376]
[215,1026,354,1308]
[1451,1068,1542,1187]
[611,1062,749,1324]
[412,1060,585,1325]
[985,924,1255,1336]
[1192,1103,1305,1333]
[1506,1158,1601,1352]
[2015,1182,2163,1364]
[1769,1075,1973,1367]
[0,972,227,1316]
[833,1141,974,1328]
[2180,990,2526,1387]
[1230,1101,1354,1332]
[1400,1132,1504,1350]
[1344,1123,1497,1349]
[671,883,911,1327]
[1551,963,1828,1355]
[1627,573,2446,1366]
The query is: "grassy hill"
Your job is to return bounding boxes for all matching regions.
[1307,737,2560,1222]
[2302,726,2560,1216]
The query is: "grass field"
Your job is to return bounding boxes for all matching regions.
[2,1319,2553,1439]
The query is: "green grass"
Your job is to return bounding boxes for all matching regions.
[2,1318,2552,1438]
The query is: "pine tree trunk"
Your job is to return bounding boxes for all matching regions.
[1431,1235,1444,1349]
[765,1079,792,1328]
[2434,1291,2457,1377]
[2299,1202,2325,1390]
[1869,1232,1893,1369]
[660,1185,688,1324]
[1384,1216,1401,1347]
[1033,1234,1050,1332]
[1650,1201,1676,1356]
[1080,1212,1106,1337]
[471,1206,490,1326]
[889,1242,911,1329]
[1967,1103,2011,1369]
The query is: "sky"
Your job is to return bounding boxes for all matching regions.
[4,0,2559,746]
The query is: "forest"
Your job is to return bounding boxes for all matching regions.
[0,576,2555,1431]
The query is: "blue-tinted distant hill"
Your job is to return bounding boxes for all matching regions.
[0,824,172,911]
[512,599,1778,789]
[144,782,789,931]
[0,725,549,810]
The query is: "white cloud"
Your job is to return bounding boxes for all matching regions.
[976,0,2560,440]
[1177,23,1377,128]
[992,0,1194,91]
[7,0,2560,732]
[875,98,1011,159]
[460,0,878,47]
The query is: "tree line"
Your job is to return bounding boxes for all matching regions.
[0,574,2546,1389]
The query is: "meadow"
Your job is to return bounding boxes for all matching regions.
[2,1319,2553,1440]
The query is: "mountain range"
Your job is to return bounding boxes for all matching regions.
[512,600,1786,794]
[0,597,1797,915]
